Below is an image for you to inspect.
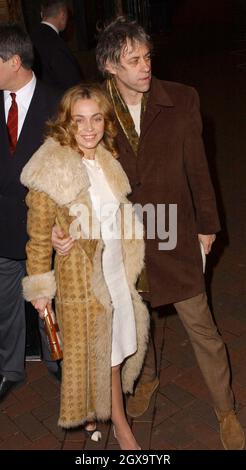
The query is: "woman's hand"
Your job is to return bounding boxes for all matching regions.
[31,297,51,319]
[52,224,74,256]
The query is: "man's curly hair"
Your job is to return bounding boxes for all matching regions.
[96,16,152,78]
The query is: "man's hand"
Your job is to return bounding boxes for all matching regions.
[52,224,74,256]
[31,297,51,319]
[198,234,216,255]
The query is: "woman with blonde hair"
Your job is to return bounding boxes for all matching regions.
[21,83,149,450]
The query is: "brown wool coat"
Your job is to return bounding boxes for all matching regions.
[115,77,221,307]
[21,138,149,428]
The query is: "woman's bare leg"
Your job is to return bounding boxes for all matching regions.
[111,364,141,450]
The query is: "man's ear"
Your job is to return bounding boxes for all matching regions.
[105,59,117,76]
[60,7,68,26]
[10,54,22,71]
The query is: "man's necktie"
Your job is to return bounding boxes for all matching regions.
[7,92,18,154]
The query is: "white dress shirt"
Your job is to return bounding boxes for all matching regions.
[127,102,141,136]
[41,21,59,34]
[4,73,37,139]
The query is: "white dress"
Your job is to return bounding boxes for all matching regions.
[83,158,137,366]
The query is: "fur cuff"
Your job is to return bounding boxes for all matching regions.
[22,270,56,301]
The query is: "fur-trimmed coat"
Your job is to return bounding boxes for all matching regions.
[21,138,149,428]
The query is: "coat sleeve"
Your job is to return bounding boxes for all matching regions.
[183,87,221,234]
[22,189,57,302]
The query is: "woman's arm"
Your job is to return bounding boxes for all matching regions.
[22,189,57,308]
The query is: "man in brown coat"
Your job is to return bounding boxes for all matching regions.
[53,17,245,449]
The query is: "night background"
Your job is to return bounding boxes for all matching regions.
[0,0,246,452]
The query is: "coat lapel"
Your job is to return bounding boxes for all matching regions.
[0,91,11,155]
[95,145,131,202]
[140,77,174,142]
[21,137,90,205]
[15,81,44,152]
[21,139,131,206]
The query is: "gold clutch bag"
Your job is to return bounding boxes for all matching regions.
[44,308,63,361]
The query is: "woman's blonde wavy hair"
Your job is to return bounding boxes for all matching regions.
[47,83,118,157]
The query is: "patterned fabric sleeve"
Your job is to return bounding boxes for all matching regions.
[22,190,57,301]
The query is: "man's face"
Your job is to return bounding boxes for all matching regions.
[106,40,152,95]
[58,7,68,32]
[0,57,15,90]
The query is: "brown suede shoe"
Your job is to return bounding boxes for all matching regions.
[215,409,245,450]
[126,377,159,418]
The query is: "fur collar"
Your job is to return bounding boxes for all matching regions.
[21,137,131,206]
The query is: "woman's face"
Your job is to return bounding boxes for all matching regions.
[71,98,105,156]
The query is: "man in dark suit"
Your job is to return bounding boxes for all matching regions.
[32,0,82,92]
[0,23,60,401]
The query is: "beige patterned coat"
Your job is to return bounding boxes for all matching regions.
[21,138,149,428]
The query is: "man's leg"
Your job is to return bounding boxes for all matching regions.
[126,315,159,417]
[0,258,26,396]
[174,292,245,449]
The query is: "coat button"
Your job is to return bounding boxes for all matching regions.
[135,181,141,187]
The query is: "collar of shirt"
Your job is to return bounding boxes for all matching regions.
[41,21,59,34]
[4,72,37,138]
